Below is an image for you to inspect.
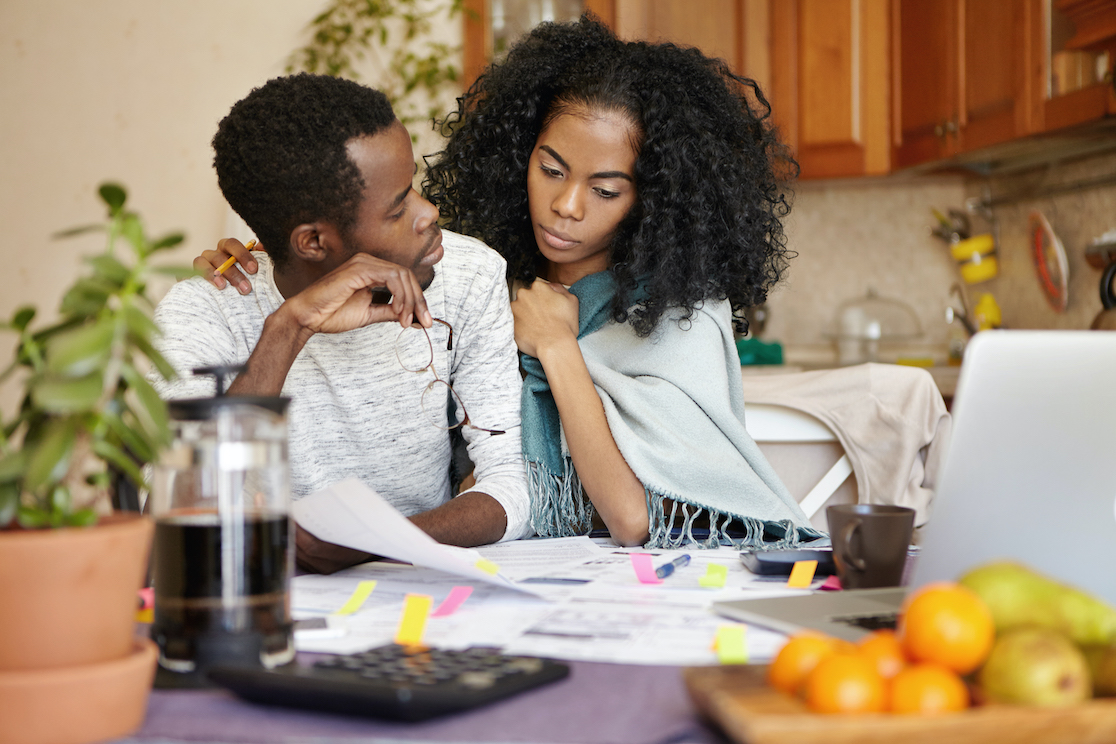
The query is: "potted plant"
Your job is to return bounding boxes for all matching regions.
[0,183,190,744]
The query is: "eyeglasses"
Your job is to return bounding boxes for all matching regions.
[395,318,505,436]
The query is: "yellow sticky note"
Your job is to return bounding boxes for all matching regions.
[395,593,433,647]
[334,580,377,616]
[135,608,154,624]
[475,558,500,575]
[787,560,818,588]
[715,625,748,664]
[699,563,728,588]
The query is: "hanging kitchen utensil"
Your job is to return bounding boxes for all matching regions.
[1029,209,1069,312]
[1091,261,1116,330]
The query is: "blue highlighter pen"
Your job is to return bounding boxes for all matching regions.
[654,554,691,579]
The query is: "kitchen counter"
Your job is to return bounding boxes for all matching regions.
[741,344,960,399]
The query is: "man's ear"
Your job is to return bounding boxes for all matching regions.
[289,224,331,263]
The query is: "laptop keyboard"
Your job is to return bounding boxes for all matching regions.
[829,612,899,631]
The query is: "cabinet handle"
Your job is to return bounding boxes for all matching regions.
[935,123,945,138]
[944,119,958,134]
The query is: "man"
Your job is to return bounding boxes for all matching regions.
[151,74,530,573]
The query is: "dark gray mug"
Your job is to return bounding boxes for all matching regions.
[826,504,915,589]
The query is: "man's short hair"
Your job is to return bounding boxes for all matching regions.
[213,73,397,268]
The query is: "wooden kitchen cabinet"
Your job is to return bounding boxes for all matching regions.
[769,0,892,179]
[1030,0,1116,134]
[893,0,1034,169]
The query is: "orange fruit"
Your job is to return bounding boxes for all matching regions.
[889,662,970,714]
[898,582,994,674]
[804,653,887,714]
[767,634,841,695]
[857,629,908,679]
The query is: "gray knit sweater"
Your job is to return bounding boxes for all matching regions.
[150,230,531,541]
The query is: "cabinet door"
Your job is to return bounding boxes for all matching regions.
[771,0,892,179]
[894,0,960,167]
[960,0,1032,151]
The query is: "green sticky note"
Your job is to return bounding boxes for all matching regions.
[716,625,748,664]
[699,563,728,588]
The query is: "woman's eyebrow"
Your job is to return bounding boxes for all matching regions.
[539,145,633,182]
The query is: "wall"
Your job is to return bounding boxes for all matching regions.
[763,175,968,357]
[763,149,1116,363]
[0,0,460,417]
[966,151,1116,332]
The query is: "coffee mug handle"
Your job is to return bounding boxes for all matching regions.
[840,519,868,570]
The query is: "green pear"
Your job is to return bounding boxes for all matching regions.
[959,561,1116,646]
[978,627,1091,706]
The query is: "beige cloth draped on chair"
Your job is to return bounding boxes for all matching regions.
[740,363,951,533]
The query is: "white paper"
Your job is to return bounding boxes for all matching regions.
[290,478,538,594]
[290,544,807,664]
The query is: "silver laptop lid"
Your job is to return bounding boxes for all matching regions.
[911,330,1116,604]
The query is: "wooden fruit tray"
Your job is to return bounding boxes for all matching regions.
[684,665,1116,744]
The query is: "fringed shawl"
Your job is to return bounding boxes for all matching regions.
[520,271,823,549]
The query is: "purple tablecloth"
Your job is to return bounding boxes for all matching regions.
[118,660,724,744]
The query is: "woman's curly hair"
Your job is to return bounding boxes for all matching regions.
[423,15,798,336]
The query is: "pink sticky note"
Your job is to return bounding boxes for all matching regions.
[819,574,843,591]
[431,586,473,617]
[631,553,663,584]
[137,587,154,610]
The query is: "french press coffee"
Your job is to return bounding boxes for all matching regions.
[148,366,293,687]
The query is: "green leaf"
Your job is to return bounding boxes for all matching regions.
[64,508,98,527]
[60,277,114,317]
[0,450,29,483]
[87,254,131,285]
[31,373,104,413]
[101,410,156,464]
[18,505,50,529]
[10,306,36,332]
[53,223,106,239]
[99,183,127,214]
[91,439,146,490]
[150,265,200,280]
[45,318,114,377]
[123,304,159,342]
[23,418,78,493]
[120,364,170,444]
[120,213,146,256]
[0,482,18,527]
[150,232,185,252]
[49,484,71,513]
[130,331,177,382]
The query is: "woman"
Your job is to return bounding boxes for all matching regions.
[197,17,820,549]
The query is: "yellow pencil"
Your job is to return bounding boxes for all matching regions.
[215,239,257,276]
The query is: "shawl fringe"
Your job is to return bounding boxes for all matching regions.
[528,456,824,549]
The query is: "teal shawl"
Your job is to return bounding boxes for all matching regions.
[520,271,823,549]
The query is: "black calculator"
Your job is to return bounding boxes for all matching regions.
[207,644,570,721]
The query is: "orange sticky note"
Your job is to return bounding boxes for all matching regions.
[787,560,818,588]
[630,553,663,584]
[715,625,748,664]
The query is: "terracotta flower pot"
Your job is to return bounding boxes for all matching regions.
[0,512,154,669]
[0,638,158,744]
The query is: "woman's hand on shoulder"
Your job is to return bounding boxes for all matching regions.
[196,238,259,294]
[511,279,579,359]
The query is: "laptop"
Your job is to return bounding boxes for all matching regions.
[714,330,1116,641]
